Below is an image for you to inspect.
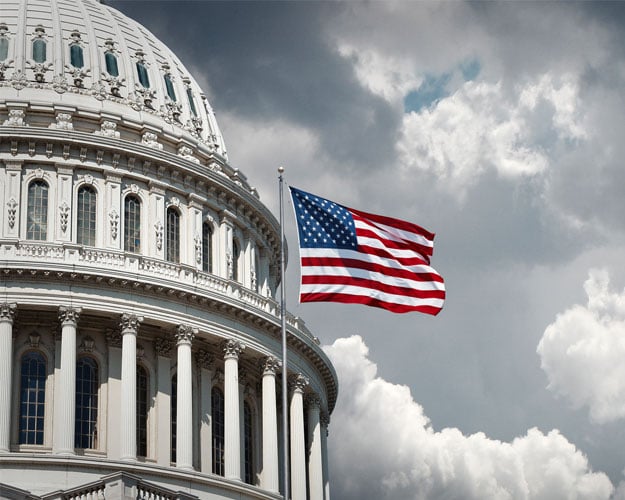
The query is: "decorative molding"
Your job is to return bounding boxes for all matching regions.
[222,338,245,360]
[59,202,70,233]
[95,120,120,139]
[155,221,164,251]
[49,112,73,130]
[194,233,202,265]
[141,131,162,150]
[6,198,17,229]
[109,210,119,240]
[175,324,196,345]
[3,109,27,127]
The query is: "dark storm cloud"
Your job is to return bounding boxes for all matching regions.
[109,1,399,169]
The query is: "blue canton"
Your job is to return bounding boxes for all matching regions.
[290,187,358,250]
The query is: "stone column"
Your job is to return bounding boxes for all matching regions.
[197,349,214,473]
[321,412,331,500]
[289,374,309,500]
[307,394,324,500]
[105,330,123,460]
[154,337,174,466]
[175,324,196,470]
[54,306,81,454]
[0,303,16,452]
[222,338,245,480]
[119,313,142,461]
[260,356,281,492]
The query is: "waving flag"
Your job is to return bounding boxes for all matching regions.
[289,187,445,315]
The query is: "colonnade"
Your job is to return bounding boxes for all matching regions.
[0,303,331,500]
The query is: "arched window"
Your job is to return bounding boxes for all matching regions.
[77,185,96,246]
[124,195,141,253]
[232,239,240,282]
[202,221,213,273]
[164,74,176,101]
[137,365,148,457]
[186,88,198,117]
[32,38,46,63]
[105,52,119,77]
[27,180,48,240]
[243,401,254,484]
[211,387,224,476]
[171,374,177,463]
[75,357,98,449]
[136,61,150,88]
[166,207,180,263]
[70,44,84,68]
[19,351,46,445]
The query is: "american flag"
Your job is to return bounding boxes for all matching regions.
[289,187,445,315]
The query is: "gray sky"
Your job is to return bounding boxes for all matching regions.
[110,1,625,498]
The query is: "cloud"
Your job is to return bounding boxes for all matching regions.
[537,270,625,424]
[324,335,613,500]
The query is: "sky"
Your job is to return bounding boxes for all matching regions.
[109,2,625,499]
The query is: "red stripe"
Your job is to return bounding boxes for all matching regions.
[355,227,433,259]
[349,208,436,241]
[300,292,443,315]
[301,275,446,299]
[300,256,444,283]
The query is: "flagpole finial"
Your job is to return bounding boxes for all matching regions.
[278,166,284,174]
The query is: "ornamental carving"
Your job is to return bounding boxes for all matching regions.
[28,332,41,348]
[79,336,95,353]
[59,202,70,233]
[0,303,17,322]
[49,112,73,130]
[109,210,119,240]
[306,393,321,409]
[52,74,69,93]
[90,81,108,100]
[260,356,281,376]
[101,73,125,97]
[222,338,245,360]
[0,59,14,81]
[3,109,27,126]
[120,313,143,333]
[65,65,90,88]
[289,373,309,393]
[141,131,162,150]
[7,198,17,229]
[155,221,164,251]
[320,411,330,428]
[10,70,28,90]
[96,120,120,139]
[105,329,122,348]
[177,145,199,164]
[169,196,180,208]
[175,324,196,345]
[194,233,202,265]
[27,60,52,83]
[196,349,214,370]
[154,337,174,357]
[58,306,81,326]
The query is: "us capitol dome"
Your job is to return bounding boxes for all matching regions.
[0,0,337,498]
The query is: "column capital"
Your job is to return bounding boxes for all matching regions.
[320,411,330,429]
[195,349,214,370]
[289,373,309,394]
[58,306,81,326]
[175,324,197,345]
[260,356,281,376]
[0,303,17,323]
[154,337,174,357]
[306,393,321,410]
[120,313,143,334]
[222,338,245,360]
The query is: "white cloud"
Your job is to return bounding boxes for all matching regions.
[537,270,625,424]
[396,73,585,199]
[324,335,613,500]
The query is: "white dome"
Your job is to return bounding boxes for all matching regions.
[0,0,227,156]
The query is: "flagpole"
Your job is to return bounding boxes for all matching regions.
[278,166,290,500]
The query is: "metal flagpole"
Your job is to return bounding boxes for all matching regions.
[278,166,290,500]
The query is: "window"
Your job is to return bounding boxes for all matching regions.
[19,351,46,445]
[164,74,176,101]
[166,207,180,263]
[105,52,119,77]
[124,195,141,253]
[243,401,254,484]
[136,61,150,88]
[171,374,177,463]
[27,180,48,240]
[137,365,148,457]
[211,387,224,476]
[77,186,96,246]
[186,88,198,117]
[75,357,98,449]
[70,44,84,68]
[32,39,46,63]
[202,222,212,273]
[0,38,8,61]
[232,239,240,282]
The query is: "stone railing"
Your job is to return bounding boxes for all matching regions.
[2,240,316,343]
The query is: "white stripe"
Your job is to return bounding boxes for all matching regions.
[300,283,444,308]
[354,217,434,249]
[300,247,440,275]
[356,235,429,261]
[301,265,445,291]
